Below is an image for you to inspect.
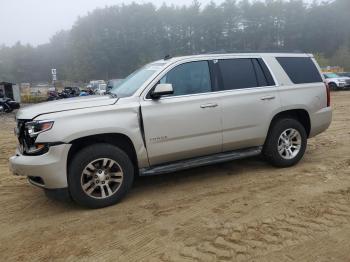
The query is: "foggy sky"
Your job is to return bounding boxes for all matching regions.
[0,0,317,47]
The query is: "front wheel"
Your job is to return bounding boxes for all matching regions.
[68,143,134,208]
[263,118,307,167]
[329,83,338,91]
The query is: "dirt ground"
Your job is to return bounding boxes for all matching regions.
[0,92,350,262]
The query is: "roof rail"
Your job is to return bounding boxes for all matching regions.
[199,49,305,54]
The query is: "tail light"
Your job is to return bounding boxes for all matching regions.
[325,82,330,107]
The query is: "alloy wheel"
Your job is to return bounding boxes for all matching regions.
[80,158,124,199]
[277,128,302,160]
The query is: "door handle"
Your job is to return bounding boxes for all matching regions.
[200,103,218,108]
[261,96,276,101]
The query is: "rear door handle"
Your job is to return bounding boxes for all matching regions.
[200,103,218,109]
[261,96,276,101]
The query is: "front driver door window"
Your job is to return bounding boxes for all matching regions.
[159,61,212,96]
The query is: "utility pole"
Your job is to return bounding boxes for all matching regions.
[51,69,57,91]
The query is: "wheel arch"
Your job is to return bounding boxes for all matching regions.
[328,82,338,89]
[268,109,311,138]
[67,133,139,173]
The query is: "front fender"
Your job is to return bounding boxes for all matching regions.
[34,102,149,168]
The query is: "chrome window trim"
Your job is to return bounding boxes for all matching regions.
[141,56,279,101]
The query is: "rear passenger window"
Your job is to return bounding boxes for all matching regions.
[276,57,323,84]
[218,59,258,90]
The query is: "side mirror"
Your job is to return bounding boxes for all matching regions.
[151,84,174,99]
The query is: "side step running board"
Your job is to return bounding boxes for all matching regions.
[139,146,262,176]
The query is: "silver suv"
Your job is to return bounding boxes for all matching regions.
[10,53,332,208]
[323,72,350,90]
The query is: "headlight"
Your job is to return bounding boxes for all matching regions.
[20,120,54,155]
[25,120,54,138]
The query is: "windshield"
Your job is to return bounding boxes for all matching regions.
[110,65,161,98]
[324,73,339,78]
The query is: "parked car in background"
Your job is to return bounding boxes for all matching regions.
[323,73,350,90]
[79,88,94,96]
[89,80,105,89]
[47,90,59,101]
[63,87,81,97]
[338,72,350,78]
[107,79,124,93]
[88,80,107,95]
[47,87,81,101]
[94,83,107,95]
[10,53,332,208]
[0,97,20,113]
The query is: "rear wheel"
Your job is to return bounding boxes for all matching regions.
[68,143,134,208]
[263,118,307,167]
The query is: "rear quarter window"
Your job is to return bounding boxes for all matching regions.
[276,57,323,84]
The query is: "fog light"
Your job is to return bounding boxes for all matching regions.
[26,143,49,155]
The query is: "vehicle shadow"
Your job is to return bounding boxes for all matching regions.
[133,155,267,189]
[44,156,269,211]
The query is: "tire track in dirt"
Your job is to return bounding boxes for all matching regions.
[172,188,350,261]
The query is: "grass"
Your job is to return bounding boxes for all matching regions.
[21,95,47,104]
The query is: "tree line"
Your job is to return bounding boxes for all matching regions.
[0,0,349,83]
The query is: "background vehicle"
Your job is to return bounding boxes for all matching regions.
[79,88,94,96]
[94,83,107,95]
[10,53,332,208]
[0,97,20,113]
[88,80,105,93]
[323,73,350,90]
[47,87,81,101]
[107,79,124,94]
[47,90,60,101]
[338,72,350,78]
[63,87,81,97]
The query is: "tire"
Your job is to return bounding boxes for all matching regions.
[4,105,13,113]
[263,118,307,168]
[329,82,338,91]
[68,143,134,208]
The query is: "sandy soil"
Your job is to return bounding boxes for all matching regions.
[0,92,350,261]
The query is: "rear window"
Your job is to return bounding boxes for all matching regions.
[276,57,322,84]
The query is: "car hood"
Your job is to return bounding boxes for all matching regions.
[17,95,118,119]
